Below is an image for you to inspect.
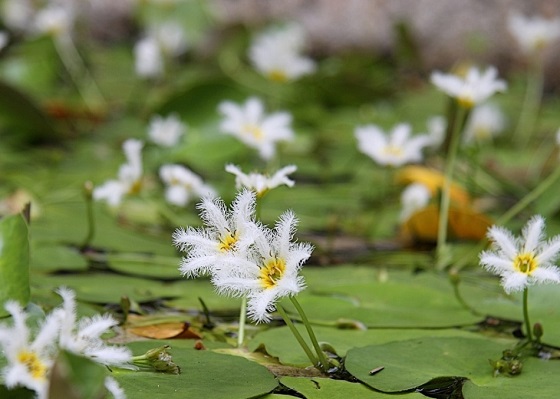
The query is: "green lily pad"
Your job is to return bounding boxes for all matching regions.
[113,341,278,399]
[31,244,88,272]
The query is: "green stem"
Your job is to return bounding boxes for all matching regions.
[436,103,470,269]
[276,305,319,367]
[290,296,330,372]
[523,287,533,343]
[514,55,544,148]
[237,296,247,347]
[81,181,95,249]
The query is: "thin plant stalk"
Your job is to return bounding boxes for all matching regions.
[237,297,247,347]
[289,296,330,371]
[436,103,470,269]
[276,305,319,367]
[81,181,95,250]
[523,287,534,344]
[514,56,544,149]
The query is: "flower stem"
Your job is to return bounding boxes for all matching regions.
[290,296,330,372]
[523,287,533,344]
[514,55,544,149]
[436,102,470,270]
[276,305,319,367]
[237,296,247,347]
[81,181,95,250]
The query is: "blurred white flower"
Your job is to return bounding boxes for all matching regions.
[173,190,259,278]
[218,97,294,160]
[426,116,446,149]
[249,23,316,82]
[33,5,74,38]
[213,211,312,323]
[134,36,164,78]
[2,0,35,32]
[151,21,188,57]
[463,103,505,144]
[93,139,144,207]
[431,66,507,108]
[225,164,297,197]
[148,114,186,147]
[159,164,216,207]
[508,11,560,54]
[55,288,133,368]
[105,376,127,399]
[0,301,60,399]
[399,183,431,222]
[355,123,432,167]
[480,215,560,293]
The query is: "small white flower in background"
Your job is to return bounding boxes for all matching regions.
[151,21,188,57]
[556,128,560,148]
[355,123,432,167]
[134,36,164,78]
[0,31,9,51]
[105,376,127,399]
[213,211,312,323]
[225,164,297,197]
[93,139,144,207]
[54,288,133,368]
[480,215,560,293]
[399,183,432,222]
[148,114,186,147]
[430,66,507,108]
[218,97,294,160]
[33,5,74,38]
[2,0,35,32]
[0,301,60,399]
[173,190,259,278]
[249,23,316,82]
[426,116,446,149]
[159,164,216,207]
[508,12,560,54]
[463,103,505,144]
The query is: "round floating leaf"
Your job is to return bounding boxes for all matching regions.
[0,214,30,313]
[113,341,278,399]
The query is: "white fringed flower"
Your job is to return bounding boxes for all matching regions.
[134,36,164,78]
[159,164,216,207]
[0,301,60,399]
[214,211,312,323]
[105,376,127,399]
[148,114,186,147]
[463,103,505,144]
[399,183,431,222]
[93,139,144,207]
[249,23,316,82]
[54,288,133,368]
[218,97,294,160]
[480,215,560,293]
[173,190,259,278]
[355,123,432,167]
[508,12,560,54]
[430,66,507,108]
[225,164,296,197]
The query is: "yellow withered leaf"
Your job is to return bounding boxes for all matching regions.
[401,204,493,244]
[129,322,203,340]
[396,166,471,207]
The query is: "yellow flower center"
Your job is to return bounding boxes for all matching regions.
[128,179,143,195]
[242,124,264,141]
[383,145,403,157]
[267,69,288,83]
[259,258,286,289]
[513,253,537,275]
[218,231,238,252]
[18,351,47,380]
[458,96,475,109]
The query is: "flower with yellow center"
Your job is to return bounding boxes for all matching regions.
[480,215,560,293]
[508,12,560,55]
[225,164,297,198]
[213,210,312,323]
[173,190,259,278]
[218,97,295,160]
[0,301,60,399]
[355,123,432,167]
[430,66,507,109]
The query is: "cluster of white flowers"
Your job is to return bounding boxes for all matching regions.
[225,164,297,197]
[0,288,130,399]
[508,12,560,55]
[248,23,316,82]
[173,190,312,323]
[480,215,560,293]
[148,113,187,147]
[354,123,433,167]
[134,21,188,78]
[94,139,144,207]
[431,66,507,109]
[1,0,77,38]
[218,97,294,161]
